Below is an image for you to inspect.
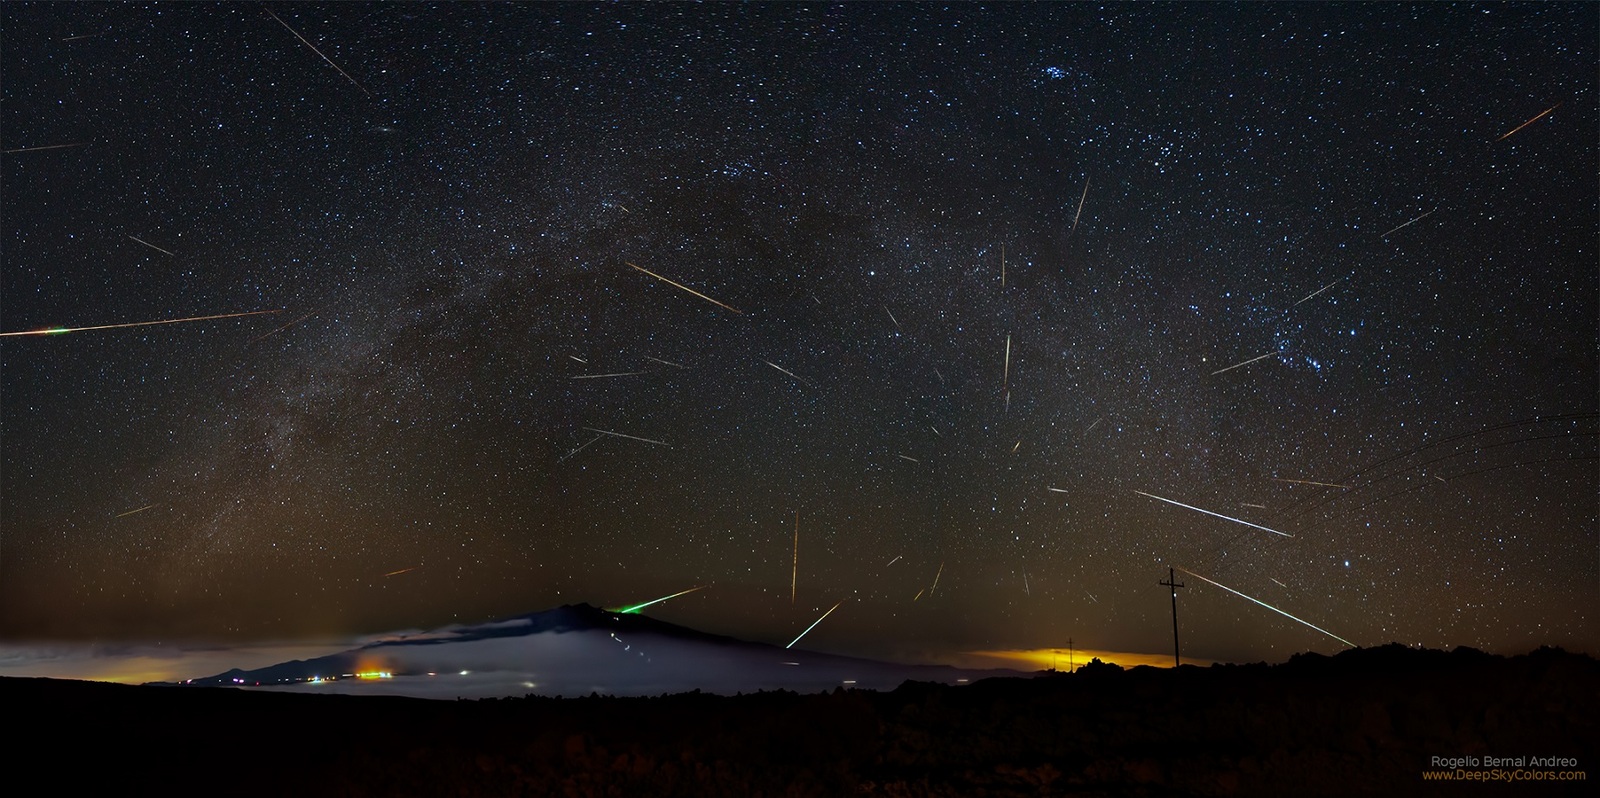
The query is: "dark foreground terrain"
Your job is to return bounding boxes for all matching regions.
[7,645,1595,796]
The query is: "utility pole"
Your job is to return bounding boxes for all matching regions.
[1159,566,1184,666]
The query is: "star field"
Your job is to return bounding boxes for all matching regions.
[2,3,1595,664]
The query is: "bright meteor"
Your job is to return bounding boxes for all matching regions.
[1135,490,1293,538]
[0,309,283,338]
[614,585,707,614]
[1175,566,1356,648]
[786,601,843,649]
[626,261,742,315]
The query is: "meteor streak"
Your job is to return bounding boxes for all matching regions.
[1241,502,1267,509]
[581,427,670,447]
[1270,577,1288,588]
[115,504,156,518]
[1272,477,1351,489]
[1496,102,1561,141]
[930,561,945,595]
[1135,490,1294,538]
[1071,177,1090,233]
[263,6,374,98]
[644,355,684,369]
[791,511,799,605]
[1003,335,1011,387]
[128,235,175,256]
[1,142,87,154]
[248,305,327,344]
[764,360,813,387]
[1380,209,1435,239]
[785,601,843,649]
[897,454,920,463]
[1176,566,1355,648]
[626,261,742,314]
[0,308,282,338]
[884,306,902,332]
[1209,352,1274,376]
[569,371,647,380]
[557,433,604,463]
[383,567,418,577]
[886,555,902,567]
[616,585,706,614]
[1292,277,1344,307]
[1000,243,1006,288]
[1048,487,1069,493]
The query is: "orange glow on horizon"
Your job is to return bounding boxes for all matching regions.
[951,648,1213,671]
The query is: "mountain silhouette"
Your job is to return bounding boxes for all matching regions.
[174,604,1017,698]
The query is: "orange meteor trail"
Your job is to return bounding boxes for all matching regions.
[115,504,156,518]
[384,567,418,577]
[1496,102,1561,141]
[626,261,742,314]
[0,309,282,338]
[248,305,327,344]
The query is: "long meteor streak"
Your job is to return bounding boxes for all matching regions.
[581,427,670,447]
[1071,177,1090,233]
[1496,102,1561,142]
[1135,490,1293,538]
[0,309,282,338]
[791,511,799,605]
[1003,334,1011,387]
[263,6,374,98]
[569,371,647,380]
[764,360,814,387]
[128,235,176,256]
[616,585,706,614]
[1272,477,1352,489]
[1292,277,1344,307]
[1209,352,1274,376]
[115,504,156,518]
[1,142,88,154]
[557,434,604,463]
[626,261,742,314]
[1176,566,1355,648]
[786,601,843,649]
[1380,209,1435,239]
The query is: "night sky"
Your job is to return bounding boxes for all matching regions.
[3,2,1595,669]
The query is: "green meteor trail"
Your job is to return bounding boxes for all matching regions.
[612,585,707,614]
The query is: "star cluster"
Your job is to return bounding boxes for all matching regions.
[2,3,1594,663]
